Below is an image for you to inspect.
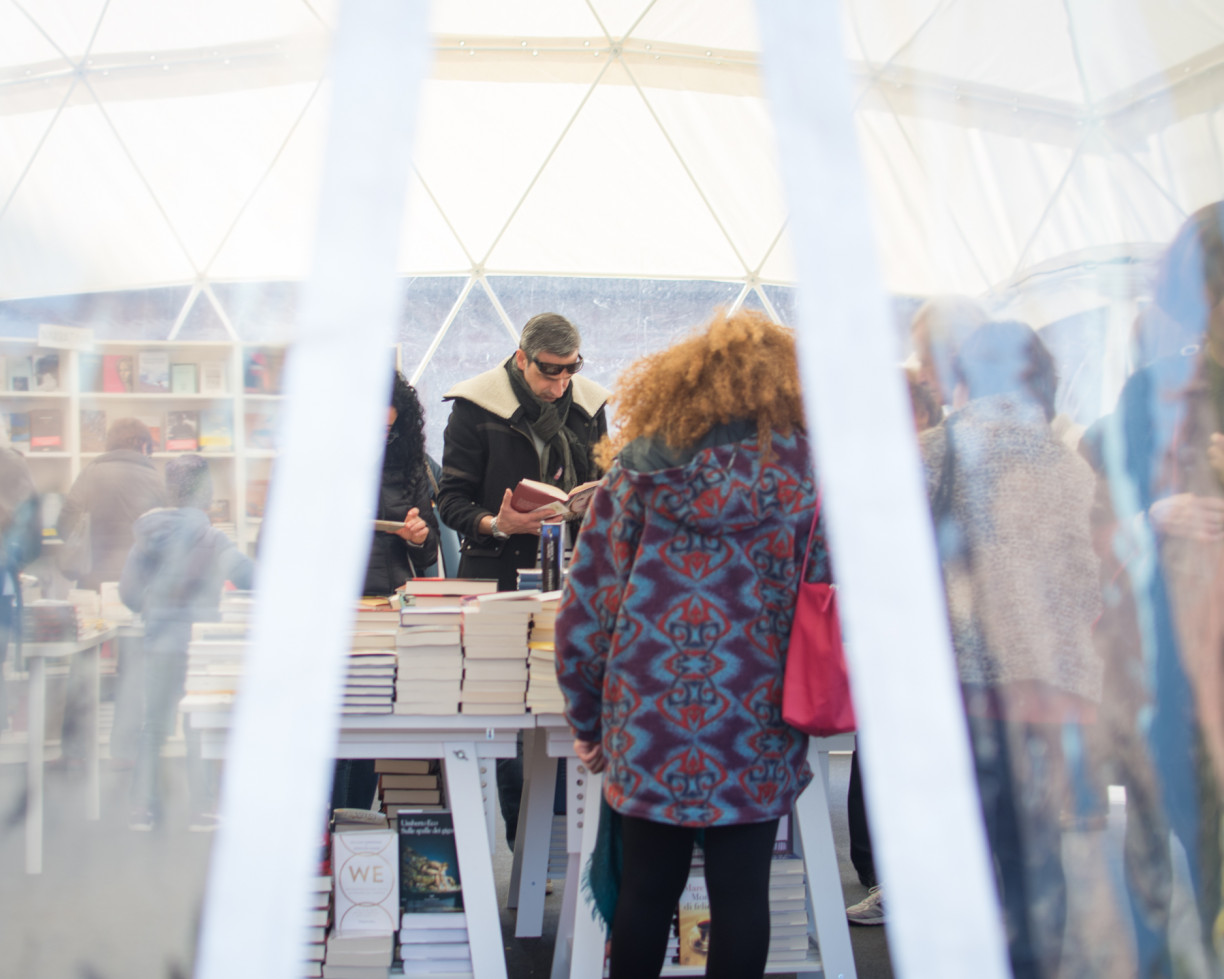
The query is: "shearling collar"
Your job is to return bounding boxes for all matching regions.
[443,356,610,422]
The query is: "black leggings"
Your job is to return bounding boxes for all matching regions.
[609,815,780,979]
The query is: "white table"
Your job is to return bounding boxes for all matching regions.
[23,626,117,874]
[190,709,534,979]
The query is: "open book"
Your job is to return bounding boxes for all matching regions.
[509,478,601,518]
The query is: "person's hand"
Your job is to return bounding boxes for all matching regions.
[573,739,605,773]
[1149,493,1224,542]
[492,488,551,537]
[1209,433,1224,483]
[394,507,430,546]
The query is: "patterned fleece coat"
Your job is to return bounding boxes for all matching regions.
[555,423,818,827]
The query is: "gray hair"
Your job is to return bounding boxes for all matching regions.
[519,313,581,360]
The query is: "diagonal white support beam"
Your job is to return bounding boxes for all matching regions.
[756,3,1010,978]
[195,4,431,979]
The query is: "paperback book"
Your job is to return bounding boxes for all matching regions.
[398,811,463,914]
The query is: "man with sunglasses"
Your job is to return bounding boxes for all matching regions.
[438,312,609,850]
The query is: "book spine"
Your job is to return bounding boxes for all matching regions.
[539,521,562,592]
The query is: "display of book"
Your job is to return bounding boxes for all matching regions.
[332,822,399,933]
[509,477,601,518]
[137,349,170,393]
[398,811,464,914]
[165,409,199,451]
[29,407,62,451]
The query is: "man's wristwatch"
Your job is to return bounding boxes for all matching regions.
[489,516,510,540]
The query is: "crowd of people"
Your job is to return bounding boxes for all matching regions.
[0,199,1221,978]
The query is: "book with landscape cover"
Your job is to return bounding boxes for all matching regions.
[79,409,107,452]
[166,410,199,451]
[8,356,31,391]
[398,811,464,913]
[509,477,601,518]
[137,350,170,393]
[8,412,29,449]
[29,408,62,451]
[199,408,233,451]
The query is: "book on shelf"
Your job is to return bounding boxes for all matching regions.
[351,631,396,650]
[323,929,393,967]
[243,347,283,394]
[8,412,29,449]
[510,477,601,518]
[540,520,562,591]
[165,410,199,451]
[398,811,464,914]
[246,478,269,518]
[77,353,103,392]
[208,498,231,524]
[332,823,399,932]
[29,408,62,451]
[170,362,198,394]
[7,356,31,391]
[199,360,227,395]
[381,788,442,806]
[101,354,135,392]
[136,413,163,451]
[32,351,59,391]
[137,350,170,393]
[378,773,439,790]
[79,409,107,452]
[244,408,277,450]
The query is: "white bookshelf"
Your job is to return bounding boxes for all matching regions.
[0,337,288,552]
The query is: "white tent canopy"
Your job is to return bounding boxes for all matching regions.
[3,0,1223,309]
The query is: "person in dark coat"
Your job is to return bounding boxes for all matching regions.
[331,372,438,813]
[364,371,438,595]
[437,313,609,849]
[121,454,254,830]
[556,310,817,979]
[57,417,166,767]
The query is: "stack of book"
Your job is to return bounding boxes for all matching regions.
[302,874,332,978]
[397,809,469,974]
[374,759,444,822]
[394,608,463,716]
[398,578,498,610]
[344,632,397,715]
[459,591,537,715]
[21,600,81,642]
[320,931,393,979]
[182,631,247,705]
[526,591,565,714]
[766,855,813,966]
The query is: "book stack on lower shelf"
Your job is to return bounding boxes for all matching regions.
[525,591,565,714]
[302,875,333,978]
[394,608,463,716]
[344,632,397,715]
[397,809,470,976]
[374,759,443,822]
[327,810,399,979]
[458,591,537,715]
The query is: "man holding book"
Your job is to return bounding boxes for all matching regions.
[438,312,609,849]
[437,312,609,591]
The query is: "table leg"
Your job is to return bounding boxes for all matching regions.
[795,743,857,979]
[513,728,556,936]
[443,741,508,979]
[84,644,100,820]
[569,769,606,979]
[550,851,580,979]
[26,656,45,875]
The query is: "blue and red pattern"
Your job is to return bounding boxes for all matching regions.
[556,427,820,827]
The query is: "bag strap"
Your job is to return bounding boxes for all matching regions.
[800,491,823,585]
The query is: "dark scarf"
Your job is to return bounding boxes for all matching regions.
[505,359,588,491]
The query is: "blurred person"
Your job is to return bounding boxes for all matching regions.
[438,313,609,850]
[1077,202,1224,974]
[56,417,166,769]
[921,320,1101,979]
[331,371,438,812]
[844,367,940,927]
[556,310,818,979]
[0,444,39,730]
[910,294,991,407]
[121,455,253,831]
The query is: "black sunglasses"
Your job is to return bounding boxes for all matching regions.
[530,353,584,377]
